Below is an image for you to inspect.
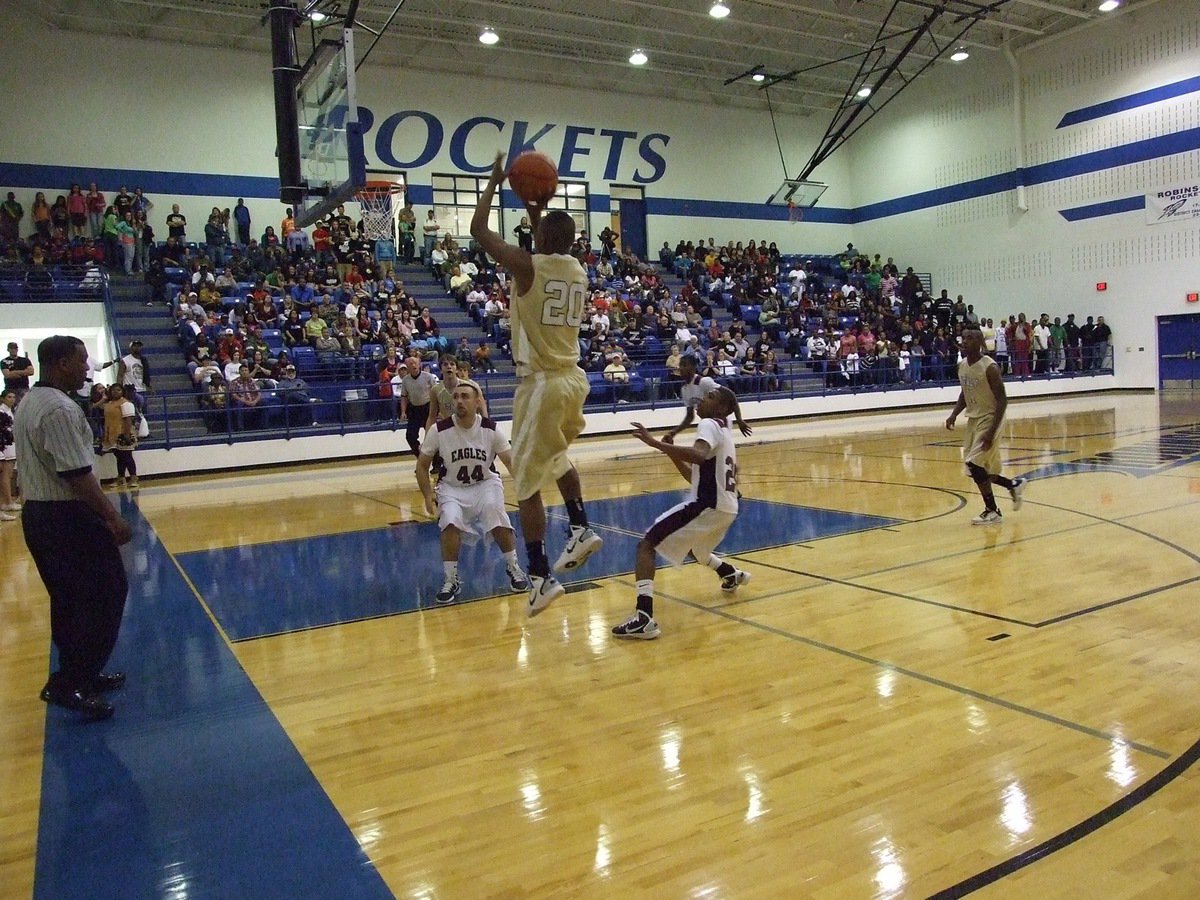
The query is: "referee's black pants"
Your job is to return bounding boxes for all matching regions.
[405,402,430,455]
[23,500,129,691]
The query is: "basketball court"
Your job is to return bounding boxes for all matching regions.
[5,392,1200,897]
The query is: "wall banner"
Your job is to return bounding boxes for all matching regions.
[1146,183,1200,224]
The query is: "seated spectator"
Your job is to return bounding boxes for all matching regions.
[191,349,222,386]
[473,340,497,373]
[304,312,327,346]
[229,364,263,429]
[314,327,342,355]
[276,364,313,427]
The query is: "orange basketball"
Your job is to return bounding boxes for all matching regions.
[508,151,559,204]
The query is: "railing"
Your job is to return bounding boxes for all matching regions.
[134,350,1115,450]
[0,264,111,303]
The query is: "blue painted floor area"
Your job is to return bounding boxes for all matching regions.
[35,494,392,900]
[177,493,904,641]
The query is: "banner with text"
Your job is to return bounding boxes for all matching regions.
[1146,183,1200,225]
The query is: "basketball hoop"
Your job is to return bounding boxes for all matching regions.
[787,200,804,224]
[356,180,405,241]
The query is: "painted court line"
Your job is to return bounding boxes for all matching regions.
[634,579,1170,760]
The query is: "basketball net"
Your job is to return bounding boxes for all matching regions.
[356,181,404,241]
[787,200,803,224]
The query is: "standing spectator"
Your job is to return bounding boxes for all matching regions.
[99,384,138,488]
[512,216,533,253]
[1080,315,1097,370]
[1032,315,1051,374]
[165,203,187,241]
[2,342,35,406]
[117,212,137,275]
[15,335,132,720]
[280,207,296,238]
[85,182,106,238]
[422,209,440,262]
[135,211,154,274]
[113,186,134,220]
[233,198,252,247]
[1063,313,1081,372]
[31,192,52,239]
[1093,315,1112,369]
[101,205,120,269]
[50,194,70,235]
[1,192,24,242]
[397,200,416,262]
[204,212,228,268]
[0,388,17,520]
[131,187,153,219]
[67,184,88,238]
[1049,317,1066,374]
[117,340,150,414]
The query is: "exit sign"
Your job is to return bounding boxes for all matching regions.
[1096,282,1107,291]
[1188,292,1199,303]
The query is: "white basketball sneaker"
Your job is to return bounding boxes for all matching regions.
[553,526,604,573]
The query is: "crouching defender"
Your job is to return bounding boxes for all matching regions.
[613,386,750,640]
[416,381,530,604]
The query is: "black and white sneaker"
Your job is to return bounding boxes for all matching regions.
[528,575,565,617]
[435,577,460,604]
[507,565,530,592]
[611,610,661,640]
[720,569,752,592]
[553,526,604,573]
[1010,478,1027,511]
[972,509,1003,526]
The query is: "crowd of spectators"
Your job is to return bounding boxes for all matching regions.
[2,182,1116,435]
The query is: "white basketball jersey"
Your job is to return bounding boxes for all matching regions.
[680,374,720,411]
[420,414,509,490]
[957,355,999,419]
[690,417,738,514]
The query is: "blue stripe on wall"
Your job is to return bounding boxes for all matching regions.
[1058,75,1200,128]
[3,125,1199,226]
[1058,195,1145,221]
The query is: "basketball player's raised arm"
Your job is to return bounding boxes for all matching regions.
[471,153,534,289]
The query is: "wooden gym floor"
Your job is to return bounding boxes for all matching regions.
[3,391,1200,898]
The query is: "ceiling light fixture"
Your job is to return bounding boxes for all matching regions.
[1098,0,1120,11]
[950,47,969,62]
[479,27,499,45]
[752,73,766,82]
[709,1,731,18]
[308,10,327,22]
[629,48,648,65]
[856,86,872,99]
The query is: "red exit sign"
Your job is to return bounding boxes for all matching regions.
[1188,292,1199,303]
[1096,282,1107,291]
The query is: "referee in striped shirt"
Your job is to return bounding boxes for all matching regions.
[15,335,132,721]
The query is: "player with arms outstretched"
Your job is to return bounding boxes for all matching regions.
[470,152,602,616]
[613,386,750,640]
[662,353,753,444]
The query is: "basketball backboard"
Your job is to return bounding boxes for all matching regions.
[765,179,828,208]
[293,30,366,228]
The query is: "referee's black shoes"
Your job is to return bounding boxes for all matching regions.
[40,680,118,721]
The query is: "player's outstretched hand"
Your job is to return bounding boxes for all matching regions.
[661,431,676,445]
[737,420,753,437]
[631,422,655,446]
[489,152,507,187]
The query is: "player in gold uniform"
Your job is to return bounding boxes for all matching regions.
[945,324,1027,525]
[470,153,603,616]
